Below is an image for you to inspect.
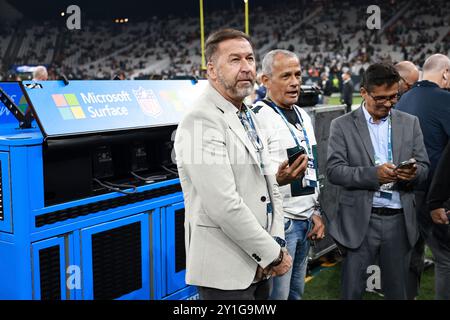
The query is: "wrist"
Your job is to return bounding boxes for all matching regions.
[270,249,284,267]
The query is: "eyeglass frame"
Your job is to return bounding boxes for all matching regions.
[366,91,399,105]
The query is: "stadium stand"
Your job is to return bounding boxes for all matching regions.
[0,0,449,82]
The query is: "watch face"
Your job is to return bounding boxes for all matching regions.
[274,236,286,247]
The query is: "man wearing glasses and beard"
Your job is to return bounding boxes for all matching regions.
[326,63,429,299]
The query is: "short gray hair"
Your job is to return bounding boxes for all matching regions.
[33,66,48,81]
[262,49,299,76]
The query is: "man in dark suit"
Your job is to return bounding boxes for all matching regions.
[320,72,333,104]
[428,141,450,222]
[341,71,353,112]
[396,54,450,299]
[327,63,429,299]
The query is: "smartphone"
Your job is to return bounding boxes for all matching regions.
[395,159,416,171]
[288,146,306,166]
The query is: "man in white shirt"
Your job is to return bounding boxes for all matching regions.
[252,49,325,300]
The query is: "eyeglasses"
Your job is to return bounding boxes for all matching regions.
[367,92,399,105]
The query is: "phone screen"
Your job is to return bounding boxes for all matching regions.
[288,148,305,165]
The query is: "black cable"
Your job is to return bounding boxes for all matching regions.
[130,171,167,182]
[161,164,178,175]
[93,178,137,195]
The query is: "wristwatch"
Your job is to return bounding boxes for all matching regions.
[273,236,286,248]
[270,249,284,267]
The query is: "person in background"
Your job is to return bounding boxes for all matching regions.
[396,53,450,300]
[341,71,353,112]
[253,49,325,300]
[32,66,48,81]
[327,63,429,300]
[175,29,293,300]
[320,72,333,105]
[394,61,420,97]
[427,141,450,229]
[393,60,424,300]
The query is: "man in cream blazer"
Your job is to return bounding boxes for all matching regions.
[174,29,293,299]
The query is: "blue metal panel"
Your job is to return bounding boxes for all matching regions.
[0,152,12,233]
[31,236,67,300]
[80,213,150,300]
[6,146,34,298]
[150,208,163,300]
[160,206,168,298]
[164,201,188,296]
[162,286,198,300]
[0,130,43,146]
[31,178,181,232]
[67,231,82,300]
[0,238,32,299]
[30,193,184,242]
[27,145,45,211]
[33,178,180,215]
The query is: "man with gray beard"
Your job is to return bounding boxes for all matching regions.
[175,29,301,299]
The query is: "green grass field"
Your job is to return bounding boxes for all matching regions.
[327,94,363,106]
[303,248,436,300]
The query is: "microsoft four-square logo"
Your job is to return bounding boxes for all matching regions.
[52,94,86,120]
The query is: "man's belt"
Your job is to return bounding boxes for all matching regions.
[371,207,403,216]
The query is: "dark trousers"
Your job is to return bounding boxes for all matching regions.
[406,191,428,299]
[426,228,450,299]
[407,235,426,299]
[197,279,271,300]
[341,213,411,300]
[345,104,352,113]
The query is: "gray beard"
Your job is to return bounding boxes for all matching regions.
[217,71,254,100]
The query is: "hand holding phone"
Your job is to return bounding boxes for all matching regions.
[395,158,416,171]
[276,146,307,186]
[394,158,417,181]
[288,146,306,166]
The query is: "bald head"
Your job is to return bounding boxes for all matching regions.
[394,61,419,94]
[423,54,450,73]
[422,54,450,88]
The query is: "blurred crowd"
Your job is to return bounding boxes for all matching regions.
[0,0,449,84]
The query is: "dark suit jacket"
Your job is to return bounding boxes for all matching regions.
[427,141,450,211]
[341,80,353,107]
[321,79,333,96]
[326,106,430,248]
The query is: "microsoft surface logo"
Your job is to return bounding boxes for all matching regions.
[52,94,86,120]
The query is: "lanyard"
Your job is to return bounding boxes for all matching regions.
[239,105,264,152]
[373,115,393,164]
[387,116,393,163]
[264,99,313,156]
[240,106,272,230]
